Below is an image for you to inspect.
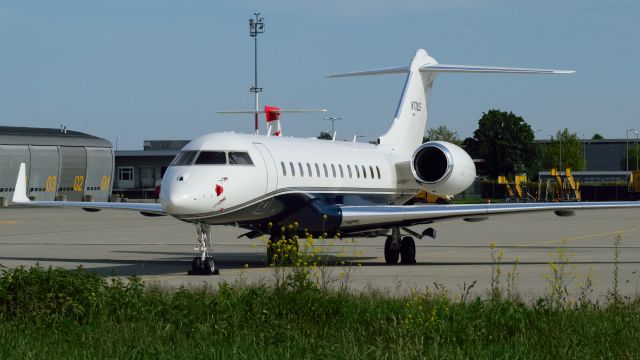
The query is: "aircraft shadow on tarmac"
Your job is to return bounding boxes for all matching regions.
[2,252,640,277]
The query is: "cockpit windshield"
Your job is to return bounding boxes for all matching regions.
[195,151,226,165]
[170,151,198,166]
[169,150,254,167]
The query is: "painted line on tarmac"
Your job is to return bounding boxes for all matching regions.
[0,221,18,224]
[525,226,640,247]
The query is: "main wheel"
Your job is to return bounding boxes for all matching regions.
[384,236,400,264]
[203,257,215,275]
[190,256,203,275]
[400,236,416,264]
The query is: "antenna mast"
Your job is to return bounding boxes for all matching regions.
[249,12,265,134]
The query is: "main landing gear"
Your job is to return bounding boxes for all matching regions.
[384,226,416,265]
[188,222,219,275]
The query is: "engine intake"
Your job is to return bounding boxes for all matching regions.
[411,141,476,195]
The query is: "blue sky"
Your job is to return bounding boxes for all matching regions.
[1,0,638,149]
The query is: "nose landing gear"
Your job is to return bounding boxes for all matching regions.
[188,222,219,275]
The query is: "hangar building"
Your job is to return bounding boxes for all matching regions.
[0,126,114,205]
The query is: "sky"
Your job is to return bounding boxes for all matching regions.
[1,0,638,149]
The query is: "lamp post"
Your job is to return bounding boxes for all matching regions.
[582,133,586,170]
[626,128,635,174]
[635,131,639,171]
[324,116,343,133]
[249,13,265,134]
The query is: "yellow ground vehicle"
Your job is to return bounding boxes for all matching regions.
[409,190,450,204]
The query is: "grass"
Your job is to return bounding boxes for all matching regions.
[1,264,640,359]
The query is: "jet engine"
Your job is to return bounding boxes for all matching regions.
[410,141,476,196]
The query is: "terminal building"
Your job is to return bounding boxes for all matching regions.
[0,126,114,205]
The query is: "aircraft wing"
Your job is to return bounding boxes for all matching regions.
[11,163,166,215]
[337,202,640,232]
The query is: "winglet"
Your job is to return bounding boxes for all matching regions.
[12,163,30,204]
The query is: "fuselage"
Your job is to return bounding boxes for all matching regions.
[160,132,422,225]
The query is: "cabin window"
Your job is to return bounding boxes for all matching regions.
[195,151,226,165]
[281,162,287,176]
[307,163,313,177]
[290,162,296,177]
[362,165,367,179]
[338,164,344,178]
[347,165,352,178]
[355,165,360,178]
[315,163,321,177]
[170,151,198,166]
[376,166,381,179]
[298,162,304,177]
[323,164,328,177]
[369,166,375,179]
[228,152,254,165]
[331,164,336,178]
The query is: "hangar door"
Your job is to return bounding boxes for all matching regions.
[85,147,114,201]
[58,147,87,201]
[29,146,59,201]
[0,145,30,203]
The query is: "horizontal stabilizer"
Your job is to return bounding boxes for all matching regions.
[217,109,327,114]
[420,64,574,74]
[327,66,410,78]
[327,64,574,78]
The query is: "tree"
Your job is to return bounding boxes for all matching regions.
[592,133,604,140]
[540,129,585,171]
[463,109,538,178]
[422,125,462,145]
[317,131,332,140]
[621,145,640,171]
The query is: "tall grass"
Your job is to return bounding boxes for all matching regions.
[1,262,640,359]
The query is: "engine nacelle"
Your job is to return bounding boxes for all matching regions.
[410,141,476,196]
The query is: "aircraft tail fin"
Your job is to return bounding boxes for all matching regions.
[328,49,573,155]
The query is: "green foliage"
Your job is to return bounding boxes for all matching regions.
[620,144,640,171]
[423,125,462,145]
[463,109,538,178]
[1,263,640,359]
[592,133,605,140]
[317,131,333,140]
[540,128,585,171]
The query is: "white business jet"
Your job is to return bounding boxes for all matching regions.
[12,49,640,275]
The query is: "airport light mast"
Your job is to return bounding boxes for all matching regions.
[249,13,265,134]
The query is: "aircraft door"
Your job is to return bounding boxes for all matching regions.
[253,143,278,195]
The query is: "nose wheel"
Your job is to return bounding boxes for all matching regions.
[188,222,219,275]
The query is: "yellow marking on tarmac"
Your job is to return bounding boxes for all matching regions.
[523,226,640,247]
[0,221,18,224]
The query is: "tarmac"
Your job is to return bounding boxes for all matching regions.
[1,206,640,301]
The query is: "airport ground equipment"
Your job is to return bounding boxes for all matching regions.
[539,168,581,202]
[498,175,533,202]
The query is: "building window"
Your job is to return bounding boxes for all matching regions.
[281,161,287,176]
[118,167,134,181]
